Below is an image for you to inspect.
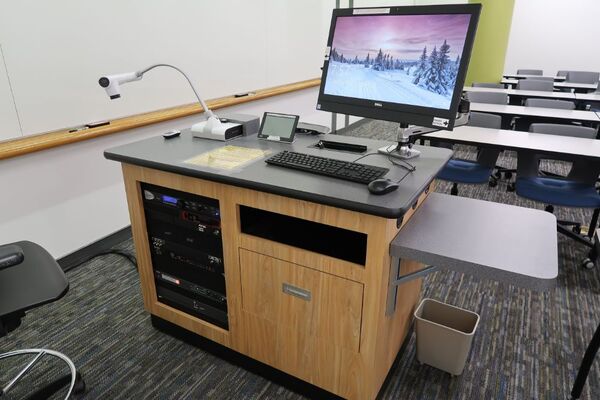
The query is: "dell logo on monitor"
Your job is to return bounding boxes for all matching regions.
[374,102,383,107]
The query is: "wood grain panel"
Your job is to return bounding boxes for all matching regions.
[119,163,435,400]
[238,249,363,396]
[239,249,363,352]
[0,78,320,160]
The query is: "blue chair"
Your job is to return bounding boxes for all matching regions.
[515,123,600,268]
[437,112,502,195]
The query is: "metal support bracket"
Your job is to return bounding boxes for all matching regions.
[386,256,438,315]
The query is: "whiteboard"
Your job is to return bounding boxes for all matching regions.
[0,44,21,141]
[0,0,334,137]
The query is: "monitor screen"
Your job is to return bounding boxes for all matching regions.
[317,5,480,130]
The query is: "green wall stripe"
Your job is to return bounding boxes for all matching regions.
[465,0,515,86]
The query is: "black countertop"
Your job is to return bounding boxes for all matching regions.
[104,130,452,219]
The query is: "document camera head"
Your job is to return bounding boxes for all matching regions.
[98,71,142,99]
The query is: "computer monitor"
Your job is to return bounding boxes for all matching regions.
[317,4,481,132]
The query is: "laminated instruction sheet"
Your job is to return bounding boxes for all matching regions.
[184,145,270,170]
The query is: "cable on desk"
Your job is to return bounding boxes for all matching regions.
[352,151,417,172]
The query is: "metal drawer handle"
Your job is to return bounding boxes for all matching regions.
[282,283,311,301]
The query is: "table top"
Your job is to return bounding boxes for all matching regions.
[576,92,600,101]
[503,73,566,81]
[105,131,452,219]
[501,78,598,91]
[554,81,599,90]
[390,193,557,291]
[464,86,576,100]
[470,102,600,122]
[0,241,69,317]
[424,125,600,160]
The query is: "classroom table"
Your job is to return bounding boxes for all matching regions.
[464,86,576,100]
[424,125,600,161]
[503,73,566,81]
[469,102,600,129]
[576,93,600,102]
[501,78,599,92]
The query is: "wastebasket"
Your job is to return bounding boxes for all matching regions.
[414,298,480,376]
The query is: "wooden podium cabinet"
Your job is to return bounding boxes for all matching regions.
[106,132,451,400]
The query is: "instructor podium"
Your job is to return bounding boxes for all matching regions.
[105,129,556,399]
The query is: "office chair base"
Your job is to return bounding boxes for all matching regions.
[0,349,84,400]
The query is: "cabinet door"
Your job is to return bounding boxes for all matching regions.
[239,249,363,389]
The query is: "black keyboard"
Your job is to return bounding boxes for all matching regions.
[265,151,389,184]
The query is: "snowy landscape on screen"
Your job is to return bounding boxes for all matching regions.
[324,14,471,110]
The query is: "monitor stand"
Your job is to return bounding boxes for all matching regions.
[377,122,421,160]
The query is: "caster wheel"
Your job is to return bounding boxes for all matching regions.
[582,258,596,269]
[504,171,513,179]
[507,183,515,192]
[488,179,498,188]
[545,205,554,213]
[450,183,458,196]
[73,372,86,395]
[494,171,501,179]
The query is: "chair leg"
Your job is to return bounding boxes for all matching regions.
[587,209,600,239]
[571,321,600,399]
[0,349,81,400]
[450,183,458,196]
[557,224,593,248]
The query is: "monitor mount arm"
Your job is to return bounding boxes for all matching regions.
[378,97,471,160]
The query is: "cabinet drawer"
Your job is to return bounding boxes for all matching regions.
[239,248,363,352]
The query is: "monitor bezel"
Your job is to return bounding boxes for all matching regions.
[316,4,481,131]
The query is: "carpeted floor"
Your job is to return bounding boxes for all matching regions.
[2,120,600,399]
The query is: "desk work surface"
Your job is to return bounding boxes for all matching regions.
[105,131,452,219]
[576,93,600,101]
[391,193,558,291]
[470,102,600,122]
[501,78,598,91]
[464,86,576,100]
[502,73,566,81]
[425,126,600,160]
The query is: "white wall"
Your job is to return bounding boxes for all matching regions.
[0,44,21,141]
[0,0,332,137]
[0,88,332,258]
[504,0,600,75]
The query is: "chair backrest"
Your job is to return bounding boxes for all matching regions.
[516,79,554,91]
[525,76,554,82]
[468,112,502,129]
[472,82,504,89]
[566,71,600,84]
[467,91,508,104]
[529,123,596,138]
[517,69,543,75]
[468,112,502,167]
[524,124,600,183]
[524,98,575,110]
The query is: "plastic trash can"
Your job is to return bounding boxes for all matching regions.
[414,298,480,376]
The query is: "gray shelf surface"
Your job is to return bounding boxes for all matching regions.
[390,193,558,291]
[104,130,452,219]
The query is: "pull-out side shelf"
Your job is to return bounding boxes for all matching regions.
[388,193,558,314]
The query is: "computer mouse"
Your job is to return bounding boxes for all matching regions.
[368,179,399,195]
